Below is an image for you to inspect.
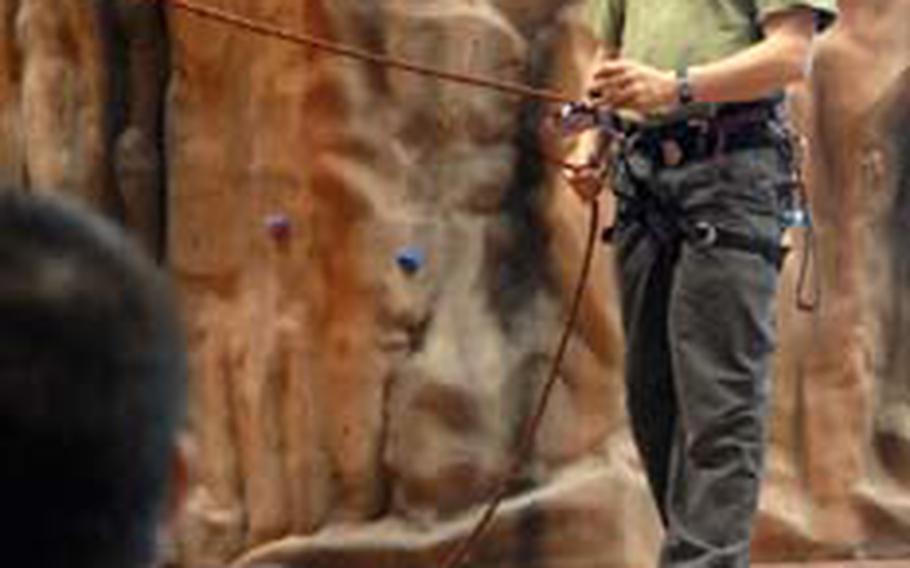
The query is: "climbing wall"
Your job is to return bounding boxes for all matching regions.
[166,2,642,565]
[2,0,910,566]
[0,0,168,257]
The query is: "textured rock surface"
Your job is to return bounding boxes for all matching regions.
[0,0,168,257]
[2,0,910,567]
[788,0,910,555]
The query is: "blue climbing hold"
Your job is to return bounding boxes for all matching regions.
[264,213,292,241]
[396,246,425,275]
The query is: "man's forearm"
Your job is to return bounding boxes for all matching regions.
[586,8,818,114]
[688,10,816,104]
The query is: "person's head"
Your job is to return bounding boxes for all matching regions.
[0,191,188,567]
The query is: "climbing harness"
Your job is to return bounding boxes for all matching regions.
[599,102,819,293]
[146,1,612,568]
[606,163,788,270]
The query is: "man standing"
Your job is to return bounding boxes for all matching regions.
[568,1,836,566]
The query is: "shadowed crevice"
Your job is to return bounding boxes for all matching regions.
[97,0,170,261]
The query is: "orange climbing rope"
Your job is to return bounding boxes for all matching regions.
[159,0,576,105]
[438,199,601,568]
[149,1,605,567]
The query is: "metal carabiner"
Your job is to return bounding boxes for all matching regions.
[555,102,621,138]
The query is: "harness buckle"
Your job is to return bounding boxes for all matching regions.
[691,221,718,248]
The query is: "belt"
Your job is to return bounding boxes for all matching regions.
[622,100,781,168]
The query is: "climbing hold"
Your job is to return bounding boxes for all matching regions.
[264,213,292,241]
[396,246,425,275]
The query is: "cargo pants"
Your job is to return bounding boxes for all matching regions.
[611,126,790,568]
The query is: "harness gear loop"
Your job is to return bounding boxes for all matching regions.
[784,129,822,312]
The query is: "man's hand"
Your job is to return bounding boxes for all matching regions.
[587,59,678,115]
[565,162,606,203]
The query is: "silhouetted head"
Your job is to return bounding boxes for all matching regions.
[0,191,187,568]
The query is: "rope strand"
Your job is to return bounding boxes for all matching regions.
[154,0,575,105]
[438,200,600,568]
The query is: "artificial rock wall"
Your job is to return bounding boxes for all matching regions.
[1,0,910,567]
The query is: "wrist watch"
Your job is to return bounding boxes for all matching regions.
[676,68,695,106]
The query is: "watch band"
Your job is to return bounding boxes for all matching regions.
[676,67,695,106]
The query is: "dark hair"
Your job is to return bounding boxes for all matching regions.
[0,191,187,567]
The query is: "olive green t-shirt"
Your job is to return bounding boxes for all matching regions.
[589,0,837,71]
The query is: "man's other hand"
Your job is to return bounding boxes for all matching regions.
[565,163,605,203]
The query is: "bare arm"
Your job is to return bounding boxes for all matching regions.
[688,9,816,103]
[589,8,817,113]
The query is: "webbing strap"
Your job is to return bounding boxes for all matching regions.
[602,222,787,269]
[706,227,787,268]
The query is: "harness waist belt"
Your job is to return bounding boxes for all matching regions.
[624,100,781,167]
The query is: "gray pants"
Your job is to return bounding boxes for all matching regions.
[613,142,788,567]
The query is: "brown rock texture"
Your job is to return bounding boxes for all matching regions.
[2,0,910,567]
[0,0,168,258]
[166,2,640,565]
